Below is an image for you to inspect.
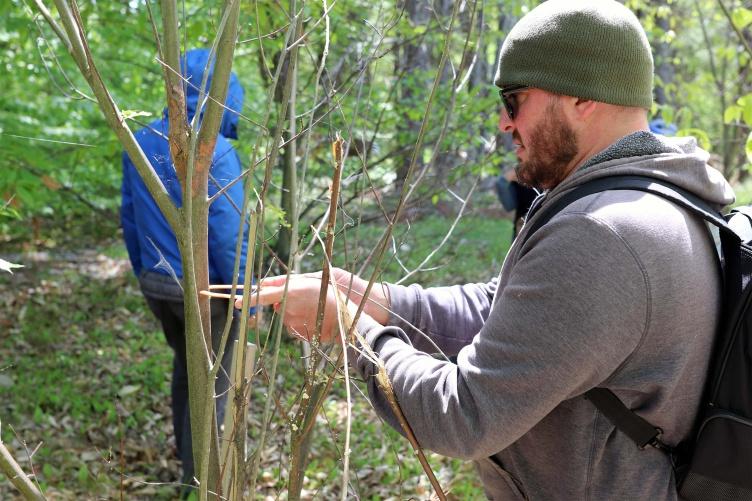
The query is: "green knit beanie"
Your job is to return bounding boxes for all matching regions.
[495,0,654,110]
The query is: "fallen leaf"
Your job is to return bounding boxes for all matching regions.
[118,384,141,398]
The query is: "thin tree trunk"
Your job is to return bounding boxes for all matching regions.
[36,1,241,498]
[653,0,676,107]
[278,62,299,265]
[396,0,431,186]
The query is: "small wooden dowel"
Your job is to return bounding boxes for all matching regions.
[200,290,242,299]
[209,284,255,290]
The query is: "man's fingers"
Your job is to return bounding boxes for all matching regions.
[234,285,286,308]
[232,275,289,309]
[257,275,288,287]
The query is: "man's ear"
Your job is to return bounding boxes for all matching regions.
[572,97,598,121]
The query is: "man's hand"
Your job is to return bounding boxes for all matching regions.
[235,268,390,343]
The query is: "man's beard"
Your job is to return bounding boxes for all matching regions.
[515,101,578,190]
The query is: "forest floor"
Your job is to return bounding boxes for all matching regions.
[0,209,512,500]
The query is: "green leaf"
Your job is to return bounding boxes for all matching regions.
[406,107,423,121]
[732,7,752,29]
[77,464,89,485]
[725,105,742,124]
[412,25,428,36]
[746,130,752,165]
[121,110,152,120]
[265,203,290,229]
[739,94,752,126]
[0,258,22,274]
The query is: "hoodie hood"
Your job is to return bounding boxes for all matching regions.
[552,131,735,210]
[176,48,244,139]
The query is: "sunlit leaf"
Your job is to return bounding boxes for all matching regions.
[739,94,752,126]
[732,7,752,29]
[725,105,742,124]
[121,110,153,120]
[0,258,23,274]
[118,384,141,397]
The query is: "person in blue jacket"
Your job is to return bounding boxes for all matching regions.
[120,48,248,489]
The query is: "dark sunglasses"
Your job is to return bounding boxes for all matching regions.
[499,85,529,120]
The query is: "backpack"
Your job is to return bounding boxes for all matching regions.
[522,175,752,501]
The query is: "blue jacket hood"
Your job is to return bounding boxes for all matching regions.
[178,48,244,139]
[122,48,251,290]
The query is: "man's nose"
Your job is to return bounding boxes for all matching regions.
[498,110,514,133]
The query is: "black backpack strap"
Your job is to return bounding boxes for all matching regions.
[523,175,736,242]
[521,174,737,451]
[584,388,668,449]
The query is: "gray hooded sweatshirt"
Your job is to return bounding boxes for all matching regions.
[355,132,735,500]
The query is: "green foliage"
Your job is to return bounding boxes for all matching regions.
[626,0,752,177]
[3,0,746,246]
[0,228,495,498]
[3,0,752,497]
[732,177,752,206]
[302,207,514,286]
[725,93,752,171]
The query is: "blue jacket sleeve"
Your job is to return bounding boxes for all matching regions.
[208,143,249,285]
[121,152,142,276]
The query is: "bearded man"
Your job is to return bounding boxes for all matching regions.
[243,1,734,499]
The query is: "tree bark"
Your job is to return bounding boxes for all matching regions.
[653,1,676,107]
[277,61,298,266]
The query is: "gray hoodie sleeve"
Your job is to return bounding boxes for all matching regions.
[356,212,649,459]
[385,281,497,356]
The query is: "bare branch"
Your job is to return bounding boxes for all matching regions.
[0,441,45,500]
[717,0,752,58]
[30,0,69,51]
